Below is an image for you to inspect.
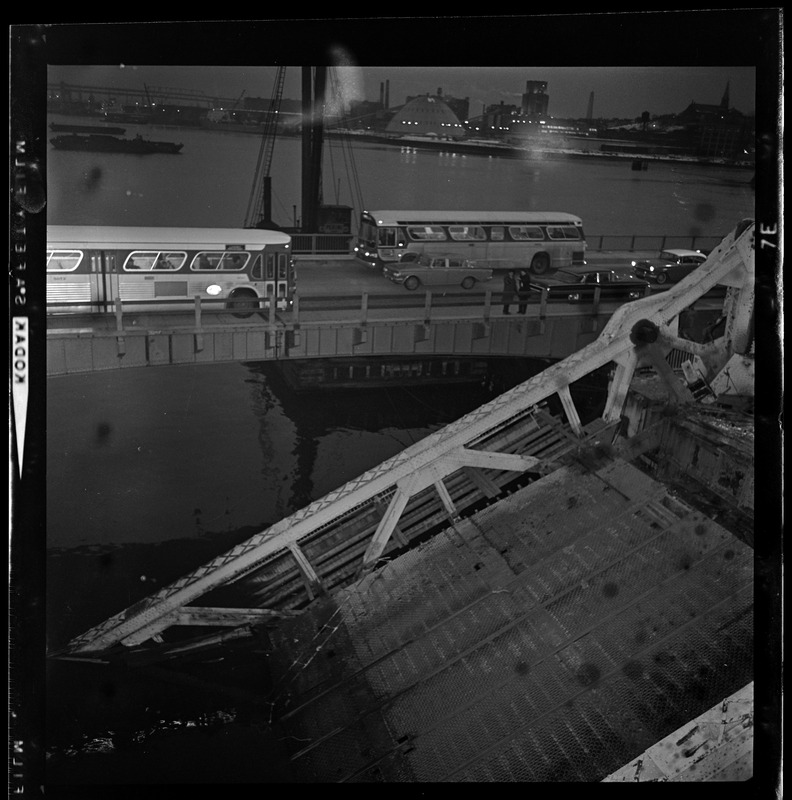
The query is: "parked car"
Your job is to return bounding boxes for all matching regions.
[382,254,493,290]
[631,248,708,285]
[529,267,650,303]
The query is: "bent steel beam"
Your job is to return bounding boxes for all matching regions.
[63,221,755,654]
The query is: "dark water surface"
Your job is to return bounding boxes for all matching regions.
[42,118,754,784]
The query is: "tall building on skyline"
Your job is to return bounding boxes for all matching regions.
[521,81,549,117]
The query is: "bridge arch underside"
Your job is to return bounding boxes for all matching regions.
[45,306,722,377]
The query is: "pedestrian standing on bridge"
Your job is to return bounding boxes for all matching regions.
[517,269,531,313]
[502,270,518,314]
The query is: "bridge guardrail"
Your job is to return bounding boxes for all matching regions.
[48,286,686,334]
[290,234,725,257]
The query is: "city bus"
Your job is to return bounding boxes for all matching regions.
[353,210,587,275]
[46,225,295,315]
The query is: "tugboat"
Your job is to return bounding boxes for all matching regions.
[49,133,183,155]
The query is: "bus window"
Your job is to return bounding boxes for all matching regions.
[448,225,486,241]
[265,254,276,279]
[407,225,447,241]
[193,252,216,270]
[378,227,399,247]
[46,249,83,271]
[218,252,249,270]
[277,255,288,279]
[154,251,185,270]
[126,251,156,270]
[546,226,582,240]
[489,226,506,241]
[250,254,264,281]
[508,226,544,241]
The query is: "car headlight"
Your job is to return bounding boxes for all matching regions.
[648,266,655,271]
[631,260,637,267]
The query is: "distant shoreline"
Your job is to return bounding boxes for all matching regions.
[325,130,755,170]
[47,111,755,171]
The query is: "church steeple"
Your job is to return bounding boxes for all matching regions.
[721,81,731,110]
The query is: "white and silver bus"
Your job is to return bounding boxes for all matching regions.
[46,225,295,315]
[353,210,587,275]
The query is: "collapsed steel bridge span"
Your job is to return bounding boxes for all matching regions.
[53,220,762,783]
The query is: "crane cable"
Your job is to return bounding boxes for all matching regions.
[244,67,286,228]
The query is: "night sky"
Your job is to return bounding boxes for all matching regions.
[38,12,769,120]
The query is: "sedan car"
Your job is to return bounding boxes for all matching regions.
[529,267,650,303]
[382,254,493,290]
[631,249,707,285]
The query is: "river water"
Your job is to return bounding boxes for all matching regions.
[41,116,754,784]
[47,115,753,235]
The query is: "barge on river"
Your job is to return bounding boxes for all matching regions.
[49,133,183,155]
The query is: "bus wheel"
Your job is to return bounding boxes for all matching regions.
[461,276,476,289]
[228,292,259,318]
[404,276,420,290]
[530,254,550,275]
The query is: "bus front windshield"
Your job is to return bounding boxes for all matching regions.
[359,219,378,246]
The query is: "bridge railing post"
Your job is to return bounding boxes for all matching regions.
[483,290,492,322]
[268,295,276,326]
[539,287,549,320]
[423,291,432,325]
[194,295,202,328]
[592,286,601,316]
[361,293,369,325]
[292,294,300,328]
[114,297,124,331]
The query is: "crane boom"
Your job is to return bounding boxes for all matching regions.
[244,67,287,229]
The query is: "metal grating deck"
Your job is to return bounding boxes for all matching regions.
[265,458,753,782]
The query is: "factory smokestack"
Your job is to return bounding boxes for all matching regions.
[380,82,384,107]
[385,80,390,109]
[586,91,594,121]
